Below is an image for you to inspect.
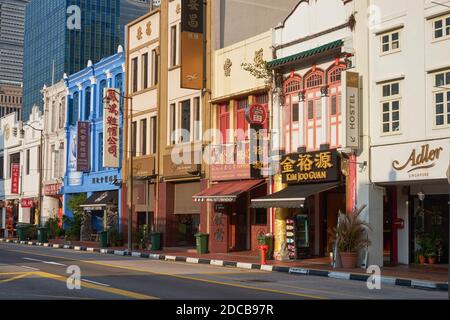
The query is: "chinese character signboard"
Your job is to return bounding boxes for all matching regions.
[246,104,267,126]
[11,163,20,194]
[21,199,34,208]
[76,121,90,172]
[342,71,360,149]
[180,0,204,90]
[103,88,120,168]
[280,150,340,184]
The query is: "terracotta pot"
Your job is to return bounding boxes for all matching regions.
[428,256,436,265]
[419,255,426,265]
[340,252,358,268]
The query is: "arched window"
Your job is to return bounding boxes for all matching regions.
[328,65,345,85]
[305,71,324,89]
[283,76,302,94]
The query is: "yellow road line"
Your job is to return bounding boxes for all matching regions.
[33,271,158,300]
[209,273,374,300]
[83,260,326,300]
[0,272,33,276]
[0,272,34,284]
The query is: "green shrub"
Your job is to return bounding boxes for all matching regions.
[64,193,87,241]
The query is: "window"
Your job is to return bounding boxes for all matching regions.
[0,156,3,180]
[292,103,299,122]
[152,49,159,85]
[236,98,248,141]
[284,77,302,94]
[142,53,149,89]
[98,80,107,119]
[98,133,104,171]
[170,103,176,145]
[193,97,201,141]
[433,70,450,127]
[85,87,91,120]
[131,57,138,92]
[70,92,79,126]
[59,98,65,129]
[150,116,157,154]
[255,93,269,104]
[306,72,323,88]
[180,100,191,142]
[50,145,55,178]
[433,14,450,40]
[254,208,267,225]
[25,149,30,175]
[131,121,137,157]
[381,31,400,53]
[140,119,147,156]
[9,153,20,179]
[170,25,177,67]
[381,82,401,133]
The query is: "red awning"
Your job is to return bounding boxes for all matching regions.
[192,180,265,203]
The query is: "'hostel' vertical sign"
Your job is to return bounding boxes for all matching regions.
[180,0,204,90]
[103,88,120,168]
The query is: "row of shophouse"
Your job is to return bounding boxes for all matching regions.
[0,0,449,267]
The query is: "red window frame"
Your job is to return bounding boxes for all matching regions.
[327,64,345,148]
[282,75,302,153]
[304,69,324,150]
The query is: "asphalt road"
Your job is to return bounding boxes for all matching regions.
[0,243,446,300]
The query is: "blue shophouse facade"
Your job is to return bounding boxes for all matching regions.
[63,49,124,237]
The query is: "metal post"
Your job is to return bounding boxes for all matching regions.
[128,97,133,252]
[38,131,43,227]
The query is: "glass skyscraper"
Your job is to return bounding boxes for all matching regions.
[22,0,150,121]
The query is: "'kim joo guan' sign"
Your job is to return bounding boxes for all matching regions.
[280,150,340,184]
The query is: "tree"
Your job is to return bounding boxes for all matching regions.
[64,193,87,241]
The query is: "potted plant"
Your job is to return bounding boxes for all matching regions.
[329,205,371,269]
[415,248,427,265]
[427,249,437,265]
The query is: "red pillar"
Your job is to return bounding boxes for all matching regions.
[346,153,357,215]
[157,182,178,247]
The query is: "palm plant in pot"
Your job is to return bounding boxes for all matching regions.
[329,205,371,269]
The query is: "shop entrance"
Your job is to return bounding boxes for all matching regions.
[229,196,248,251]
[411,194,449,264]
[177,214,200,246]
[383,187,398,266]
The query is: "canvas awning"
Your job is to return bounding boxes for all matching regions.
[80,191,118,211]
[193,180,265,203]
[251,182,341,209]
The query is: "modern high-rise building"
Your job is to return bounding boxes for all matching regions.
[0,0,29,85]
[22,0,150,121]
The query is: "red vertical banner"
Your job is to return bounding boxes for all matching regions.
[346,154,357,215]
[11,163,20,194]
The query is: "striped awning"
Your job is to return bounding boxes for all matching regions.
[193,180,265,203]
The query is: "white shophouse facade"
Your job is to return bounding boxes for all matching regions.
[0,106,43,236]
[41,80,67,224]
[369,0,450,265]
[268,0,384,266]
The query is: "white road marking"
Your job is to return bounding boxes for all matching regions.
[20,265,40,271]
[22,257,66,266]
[82,279,111,287]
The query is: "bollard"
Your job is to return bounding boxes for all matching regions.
[259,244,269,265]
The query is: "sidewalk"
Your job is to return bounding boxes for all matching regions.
[2,237,448,291]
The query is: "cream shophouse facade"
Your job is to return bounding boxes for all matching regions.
[369,0,450,265]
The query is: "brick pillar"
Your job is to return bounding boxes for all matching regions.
[200,179,209,234]
[157,182,178,247]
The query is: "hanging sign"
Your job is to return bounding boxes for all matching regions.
[342,71,360,150]
[21,199,34,208]
[246,104,267,125]
[11,163,20,194]
[76,121,90,172]
[103,88,120,168]
[280,150,340,184]
[180,0,204,90]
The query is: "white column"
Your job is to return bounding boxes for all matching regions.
[320,87,328,146]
